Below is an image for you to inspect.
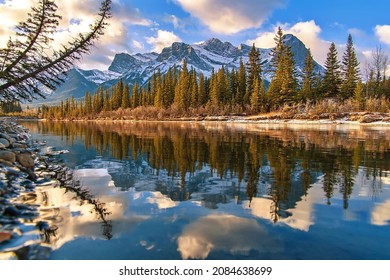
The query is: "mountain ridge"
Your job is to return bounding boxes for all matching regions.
[32,34,324,106]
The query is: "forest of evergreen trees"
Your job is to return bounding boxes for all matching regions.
[41,28,390,120]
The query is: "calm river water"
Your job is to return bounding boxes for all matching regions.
[19,120,390,260]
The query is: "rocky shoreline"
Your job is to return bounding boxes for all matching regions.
[0,118,73,260]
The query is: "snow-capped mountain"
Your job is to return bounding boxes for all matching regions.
[35,34,324,105]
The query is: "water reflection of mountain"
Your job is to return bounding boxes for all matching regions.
[21,121,390,222]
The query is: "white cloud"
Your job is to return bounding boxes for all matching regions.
[348,28,365,37]
[132,40,144,52]
[249,21,331,65]
[0,0,151,70]
[177,214,282,259]
[175,0,286,34]
[147,30,182,53]
[375,25,390,45]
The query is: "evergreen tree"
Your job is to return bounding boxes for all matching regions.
[246,44,262,105]
[250,77,261,113]
[269,26,285,76]
[237,58,247,107]
[267,27,286,109]
[354,80,365,110]
[301,48,316,101]
[154,84,163,108]
[341,34,360,100]
[174,59,190,110]
[189,69,198,107]
[121,83,130,108]
[198,73,206,106]
[111,79,123,110]
[323,42,342,99]
[131,82,139,108]
[103,89,111,111]
[280,46,298,104]
[259,79,267,112]
[0,0,111,102]
[84,91,92,115]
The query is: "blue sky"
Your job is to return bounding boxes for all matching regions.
[1,0,389,70]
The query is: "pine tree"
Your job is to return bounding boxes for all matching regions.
[354,80,365,110]
[84,91,92,115]
[174,59,190,110]
[237,58,247,107]
[217,66,228,105]
[208,69,219,107]
[267,27,286,109]
[0,0,111,102]
[103,89,111,111]
[280,46,298,104]
[250,77,261,113]
[340,34,360,100]
[198,73,206,106]
[259,79,267,112]
[154,84,163,108]
[301,49,316,101]
[110,79,123,110]
[270,26,285,77]
[131,83,139,108]
[246,44,262,105]
[323,42,342,99]
[121,83,130,108]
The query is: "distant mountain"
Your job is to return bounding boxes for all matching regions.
[31,34,324,106]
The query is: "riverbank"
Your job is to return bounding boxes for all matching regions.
[42,107,390,125]
[0,118,73,260]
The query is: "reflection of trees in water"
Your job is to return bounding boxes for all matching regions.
[62,179,113,240]
[23,121,390,213]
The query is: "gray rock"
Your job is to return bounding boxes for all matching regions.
[16,153,35,169]
[8,137,16,145]
[0,150,16,163]
[0,132,11,141]
[0,138,10,148]
[12,142,27,149]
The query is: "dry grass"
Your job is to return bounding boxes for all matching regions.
[43,98,390,122]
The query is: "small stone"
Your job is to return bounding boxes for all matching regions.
[0,150,16,163]
[0,138,10,148]
[16,152,35,169]
[8,137,16,145]
[12,142,27,149]
[0,132,11,142]
[0,231,12,243]
[0,159,14,167]
[360,114,383,123]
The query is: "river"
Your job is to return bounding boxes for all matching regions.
[18,120,390,260]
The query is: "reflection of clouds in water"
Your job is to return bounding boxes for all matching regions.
[371,200,390,225]
[177,214,282,259]
[146,192,178,209]
[243,183,325,231]
[36,169,146,250]
[130,191,178,210]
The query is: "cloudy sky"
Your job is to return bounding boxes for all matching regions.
[1,0,389,70]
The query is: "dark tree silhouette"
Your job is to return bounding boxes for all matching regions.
[0,0,111,102]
